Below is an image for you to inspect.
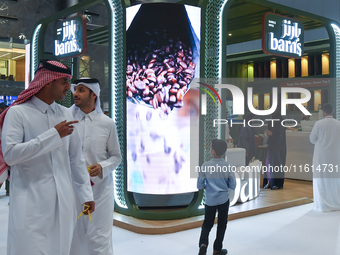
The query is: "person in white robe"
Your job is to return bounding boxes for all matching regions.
[69,78,122,255]
[0,60,95,255]
[310,103,340,212]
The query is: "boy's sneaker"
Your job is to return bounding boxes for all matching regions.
[214,249,228,255]
[198,244,207,255]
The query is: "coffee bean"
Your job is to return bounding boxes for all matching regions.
[151,96,158,109]
[176,66,184,75]
[173,83,180,89]
[156,91,163,103]
[145,69,154,75]
[147,76,156,83]
[179,80,187,87]
[167,68,175,73]
[184,69,194,75]
[160,102,168,112]
[134,80,146,90]
[143,86,150,96]
[170,88,178,94]
[169,95,177,103]
[179,61,187,69]
[156,66,163,75]
[127,65,133,74]
[184,77,191,84]
[177,89,184,101]
[173,100,183,108]
[143,96,151,102]
[157,74,166,85]
[128,85,137,94]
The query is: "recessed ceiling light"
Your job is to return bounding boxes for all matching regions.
[228,33,232,36]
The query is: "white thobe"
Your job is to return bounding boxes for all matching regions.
[225,122,233,148]
[2,96,93,255]
[70,109,121,255]
[225,123,232,140]
[310,116,340,212]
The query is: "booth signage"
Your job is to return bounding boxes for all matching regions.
[229,163,261,206]
[54,15,87,59]
[262,12,304,58]
[280,78,330,88]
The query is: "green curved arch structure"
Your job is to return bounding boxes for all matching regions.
[31,0,340,220]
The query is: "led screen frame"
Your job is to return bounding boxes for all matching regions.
[126,3,200,195]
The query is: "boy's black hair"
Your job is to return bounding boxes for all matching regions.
[322,103,332,114]
[211,139,227,157]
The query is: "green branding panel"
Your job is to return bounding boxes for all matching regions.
[54,14,87,59]
[262,12,304,58]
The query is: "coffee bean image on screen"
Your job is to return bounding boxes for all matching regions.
[126,3,198,114]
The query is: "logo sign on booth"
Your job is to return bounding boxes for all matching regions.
[262,12,304,58]
[54,14,87,59]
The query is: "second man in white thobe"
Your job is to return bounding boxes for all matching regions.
[70,78,122,255]
[310,103,340,212]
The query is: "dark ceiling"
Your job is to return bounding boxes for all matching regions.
[87,0,326,46]
[226,0,325,45]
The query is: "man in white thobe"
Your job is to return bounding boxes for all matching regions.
[310,103,340,212]
[69,78,121,255]
[0,60,95,255]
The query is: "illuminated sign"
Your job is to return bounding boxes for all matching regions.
[54,15,87,59]
[229,161,262,206]
[262,13,304,58]
[279,78,330,88]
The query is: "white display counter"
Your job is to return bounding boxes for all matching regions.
[226,147,246,167]
[285,130,314,181]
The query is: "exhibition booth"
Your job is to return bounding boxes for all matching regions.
[29,0,340,224]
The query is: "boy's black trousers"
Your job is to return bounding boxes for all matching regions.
[199,200,230,251]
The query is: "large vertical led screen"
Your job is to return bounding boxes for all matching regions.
[126,4,200,194]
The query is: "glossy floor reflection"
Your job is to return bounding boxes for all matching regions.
[1,185,340,255]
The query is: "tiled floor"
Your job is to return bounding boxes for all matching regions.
[113,179,314,234]
[1,186,340,255]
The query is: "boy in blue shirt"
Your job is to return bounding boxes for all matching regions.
[197,139,236,255]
